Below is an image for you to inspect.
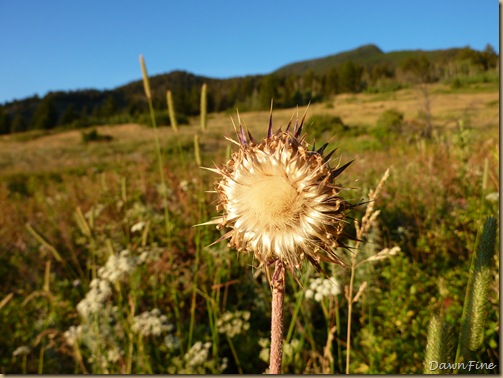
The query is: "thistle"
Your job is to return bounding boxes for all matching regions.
[201,108,356,374]
[203,109,356,274]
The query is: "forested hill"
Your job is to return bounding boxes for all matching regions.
[274,44,386,75]
[273,44,463,76]
[0,43,498,135]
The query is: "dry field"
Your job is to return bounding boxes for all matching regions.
[0,82,498,177]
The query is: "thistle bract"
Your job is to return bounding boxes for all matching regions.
[203,112,356,272]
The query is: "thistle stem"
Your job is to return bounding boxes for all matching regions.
[269,259,285,374]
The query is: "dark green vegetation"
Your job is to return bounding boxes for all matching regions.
[0,45,499,373]
[0,44,498,134]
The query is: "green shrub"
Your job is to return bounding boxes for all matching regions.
[450,78,463,89]
[373,109,404,141]
[81,129,113,143]
[306,114,364,142]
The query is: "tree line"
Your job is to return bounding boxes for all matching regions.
[0,44,498,135]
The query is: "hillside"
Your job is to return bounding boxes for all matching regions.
[274,44,385,75]
[0,43,498,135]
[273,44,464,76]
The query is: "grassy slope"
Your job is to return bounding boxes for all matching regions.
[0,82,498,178]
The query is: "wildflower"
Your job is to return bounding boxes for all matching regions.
[305,276,341,302]
[138,251,149,264]
[106,347,122,363]
[259,337,270,363]
[63,325,82,346]
[12,346,31,356]
[97,250,137,284]
[220,357,229,372]
[168,340,227,374]
[136,245,163,264]
[179,180,189,192]
[202,111,356,272]
[216,310,251,338]
[131,221,145,233]
[185,341,212,368]
[76,278,112,318]
[485,192,499,202]
[164,333,181,351]
[131,308,172,337]
[283,338,300,363]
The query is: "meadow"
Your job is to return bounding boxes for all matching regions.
[0,79,499,373]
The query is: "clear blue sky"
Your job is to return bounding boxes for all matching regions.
[0,0,498,104]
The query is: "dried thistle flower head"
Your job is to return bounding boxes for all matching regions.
[202,110,356,272]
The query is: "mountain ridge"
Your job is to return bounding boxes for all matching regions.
[0,43,497,134]
[271,43,473,77]
[1,43,489,106]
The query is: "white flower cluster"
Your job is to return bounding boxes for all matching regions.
[164,333,181,351]
[12,346,31,357]
[131,308,173,337]
[185,341,212,368]
[179,178,198,192]
[67,242,165,373]
[64,322,122,372]
[282,338,301,365]
[137,245,163,265]
[216,310,251,338]
[179,180,189,192]
[305,276,341,302]
[98,249,137,284]
[485,192,499,202]
[258,338,300,367]
[71,261,125,372]
[106,347,122,364]
[66,307,118,340]
[76,278,112,318]
[168,340,228,374]
[131,221,146,233]
[63,325,81,347]
[258,337,270,363]
[125,201,164,232]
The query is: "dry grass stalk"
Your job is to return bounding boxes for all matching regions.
[346,168,391,374]
[166,90,179,133]
[139,55,152,100]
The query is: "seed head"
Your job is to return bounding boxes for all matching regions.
[202,111,356,272]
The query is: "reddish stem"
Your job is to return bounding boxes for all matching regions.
[269,259,285,374]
